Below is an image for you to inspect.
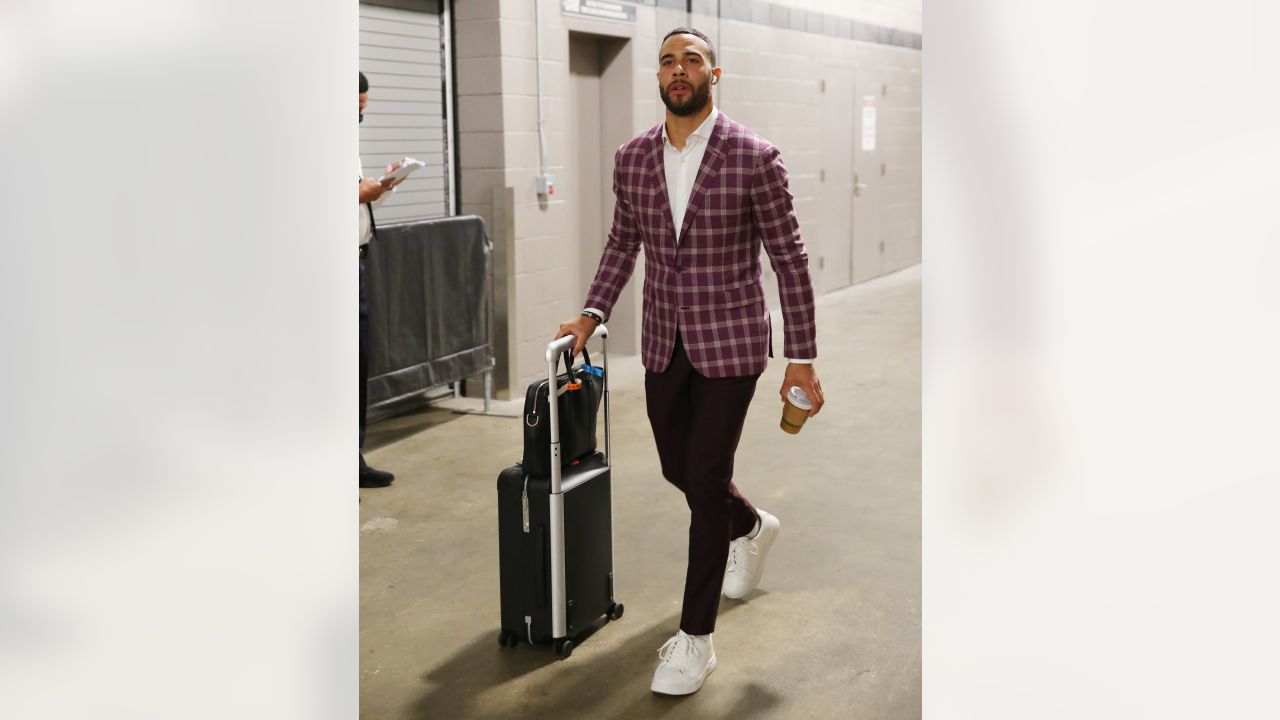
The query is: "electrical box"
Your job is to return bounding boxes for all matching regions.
[536,174,556,197]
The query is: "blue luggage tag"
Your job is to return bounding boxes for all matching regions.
[581,364,604,378]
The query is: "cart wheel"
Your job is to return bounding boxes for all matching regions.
[498,630,517,648]
[607,603,625,621]
[555,639,574,658]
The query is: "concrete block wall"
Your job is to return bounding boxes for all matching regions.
[878,45,923,274]
[707,2,922,306]
[455,0,578,397]
[454,0,921,395]
[766,0,921,34]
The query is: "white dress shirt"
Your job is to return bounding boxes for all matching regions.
[662,107,719,242]
[584,107,812,365]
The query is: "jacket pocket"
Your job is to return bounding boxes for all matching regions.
[697,281,763,310]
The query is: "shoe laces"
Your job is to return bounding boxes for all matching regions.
[657,633,696,667]
[727,535,759,571]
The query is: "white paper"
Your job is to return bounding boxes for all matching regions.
[378,156,426,183]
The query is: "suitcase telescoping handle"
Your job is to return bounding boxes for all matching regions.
[544,323,611,643]
[544,323,609,495]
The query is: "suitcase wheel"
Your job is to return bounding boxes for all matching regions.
[554,639,574,658]
[607,602,625,621]
[498,630,519,648]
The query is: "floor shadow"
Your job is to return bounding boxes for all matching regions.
[405,613,678,720]
[638,676,785,720]
[416,628,558,701]
[403,593,788,720]
[719,588,770,607]
[713,682,784,720]
[364,405,461,451]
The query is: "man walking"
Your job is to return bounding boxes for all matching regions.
[556,28,824,695]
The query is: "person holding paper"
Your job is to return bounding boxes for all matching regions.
[358,71,407,488]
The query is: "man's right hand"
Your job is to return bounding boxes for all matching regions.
[555,314,599,358]
[358,177,384,204]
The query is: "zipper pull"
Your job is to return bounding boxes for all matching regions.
[521,476,530,533]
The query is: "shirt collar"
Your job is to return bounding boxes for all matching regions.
[662,107,719,148]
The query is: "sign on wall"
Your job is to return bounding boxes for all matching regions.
[861,96,878,151]
[860,96,880,150]
[562,0,635,22]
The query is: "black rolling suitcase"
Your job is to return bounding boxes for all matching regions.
[496,325,623,658]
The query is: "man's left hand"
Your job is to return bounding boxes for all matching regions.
[781,363,824,417]
[381,161,406,189]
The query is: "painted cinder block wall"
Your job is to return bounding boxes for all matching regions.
[453,0,921,396]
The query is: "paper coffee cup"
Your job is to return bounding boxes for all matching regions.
[780,386,813,434]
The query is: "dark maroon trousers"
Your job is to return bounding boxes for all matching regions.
[645,333,761,635]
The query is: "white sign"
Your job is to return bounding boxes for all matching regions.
[562,0,635,22]
[861,96,877,151]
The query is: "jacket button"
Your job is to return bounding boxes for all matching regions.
[675,265,684,272]
[680,306,689,310]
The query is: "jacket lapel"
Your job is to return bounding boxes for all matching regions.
[677,112,729,243]
[644,127,677,245]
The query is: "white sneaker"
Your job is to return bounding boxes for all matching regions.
[650,630,717,695]
[722,509,780,599]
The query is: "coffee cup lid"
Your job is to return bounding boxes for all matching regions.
[787,386,813,410]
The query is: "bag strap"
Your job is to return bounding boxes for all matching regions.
[561,350,577,384]
[560,348,593,379]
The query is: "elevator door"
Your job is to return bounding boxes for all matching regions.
[569,32,636,353]
[570,33,605,296]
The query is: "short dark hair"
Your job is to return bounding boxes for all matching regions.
[359,71,369,93]
[662,27,716,67]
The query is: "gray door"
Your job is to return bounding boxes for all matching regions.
[570,33,606,298]
[359,2,451,223]
[852,70,884,283]
[818,66,855,293]
[569,32,637,354]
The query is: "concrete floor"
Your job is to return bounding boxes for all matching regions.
[359,265,920,719]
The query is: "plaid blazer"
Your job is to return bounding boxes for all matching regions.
[583,112,816,378]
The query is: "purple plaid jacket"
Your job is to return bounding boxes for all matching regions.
[583,112,816,378]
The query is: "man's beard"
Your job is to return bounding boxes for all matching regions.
[659,78,711,116]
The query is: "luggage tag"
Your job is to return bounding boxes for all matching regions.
[565,363,602,391]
